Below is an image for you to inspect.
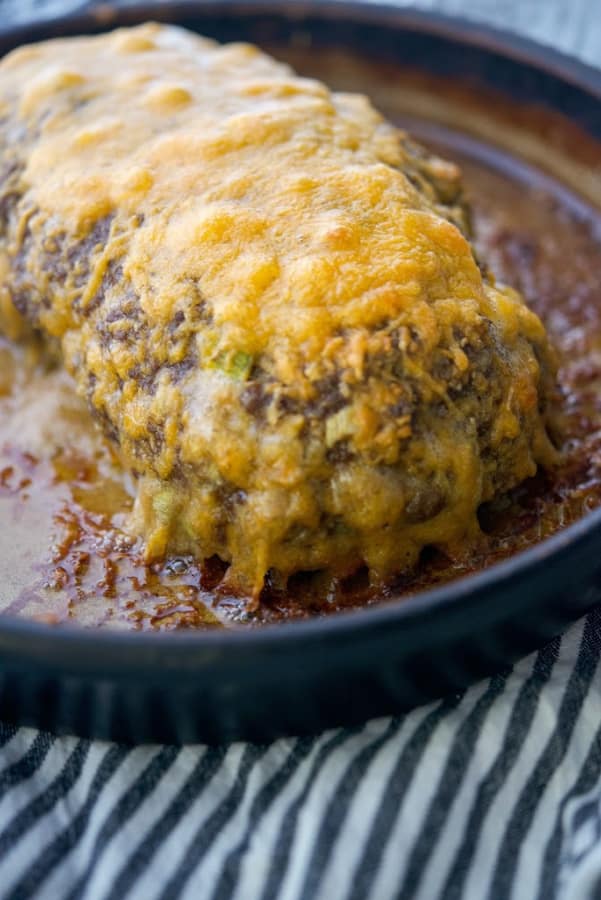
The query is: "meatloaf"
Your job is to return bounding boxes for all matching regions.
[0,23,558,596]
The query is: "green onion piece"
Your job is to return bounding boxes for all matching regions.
[209,349,254,381]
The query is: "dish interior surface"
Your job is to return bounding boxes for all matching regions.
[0,42,600,632]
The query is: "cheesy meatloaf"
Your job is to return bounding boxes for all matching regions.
[0,24,557,596]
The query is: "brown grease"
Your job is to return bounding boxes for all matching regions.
[0,70,600,630]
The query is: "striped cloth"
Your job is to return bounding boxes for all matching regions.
[0,1,600,899]
[1,614,601,899]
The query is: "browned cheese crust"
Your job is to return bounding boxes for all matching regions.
[0,24,557,595]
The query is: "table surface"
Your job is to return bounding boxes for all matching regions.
[0,2,600,900]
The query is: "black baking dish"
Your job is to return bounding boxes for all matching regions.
[0,0,599,744]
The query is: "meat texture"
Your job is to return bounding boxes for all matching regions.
[0,24,557,595]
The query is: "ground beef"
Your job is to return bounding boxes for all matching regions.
[0,23,557,596]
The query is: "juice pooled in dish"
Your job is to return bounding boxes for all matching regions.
[0,23,557,598]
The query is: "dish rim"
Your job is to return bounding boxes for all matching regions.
[5,0,599,98]
[0,0,599,663]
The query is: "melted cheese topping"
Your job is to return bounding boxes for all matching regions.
[0,24,557,595]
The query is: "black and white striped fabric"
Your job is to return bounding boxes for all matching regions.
[0,613,600,899]
[1,2,600,899]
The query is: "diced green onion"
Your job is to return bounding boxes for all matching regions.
[208,349,254,381]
